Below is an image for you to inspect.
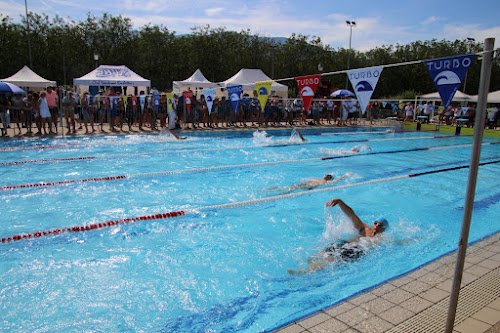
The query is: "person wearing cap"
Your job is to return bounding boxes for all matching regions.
[288,198,389,274]
[264,174,348,195]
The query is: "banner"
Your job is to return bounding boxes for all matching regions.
[139,95,145,111]
[203,88,216,114]
[227,85,243,114]
[166,93,175,116]
[183,90,193,115]
[424,54,475,108]
[255,81,273,111]
[153,93,160,112]
[166,93,176,129]
[347,66,384,114]
[295,74,321,112]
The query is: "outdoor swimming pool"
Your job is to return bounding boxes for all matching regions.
[0,128,499,332]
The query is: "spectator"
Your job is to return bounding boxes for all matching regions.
[62,91,77,134]
[45,86,59,133]
[38,92,53,135]
[81,92,95,133]
[10,93,23,135]
[23,93,34,134]
[0,94,10,136]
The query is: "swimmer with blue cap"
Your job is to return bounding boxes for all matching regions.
[325,198,389,237]
[287,198,389,274]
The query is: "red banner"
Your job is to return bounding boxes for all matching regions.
[183,90,193,115]
[295,74,321,113]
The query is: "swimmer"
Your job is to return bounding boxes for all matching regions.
[159,128,186,140]
[274,128,307,144]
[344,145,371,154]
[288,198,389,275]
[264,173,348,195]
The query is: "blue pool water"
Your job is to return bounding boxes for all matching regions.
[0,128,499,332]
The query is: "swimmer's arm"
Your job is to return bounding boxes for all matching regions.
[329,174,348,185]
[325,198,367,233]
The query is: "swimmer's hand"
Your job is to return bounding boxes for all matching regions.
[326,198,342,207]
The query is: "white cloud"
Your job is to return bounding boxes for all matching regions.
[0,0,26,19]
[205,8,223,16]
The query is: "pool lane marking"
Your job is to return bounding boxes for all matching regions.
[195,160,500,211]
[0,130,417,152]
[0,134,480,167]
[1,210,186,244]
[3,159,499,245]
[1,141,499,191]
[318,129,439,136]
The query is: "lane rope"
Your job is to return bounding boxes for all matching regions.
[0,134,479,167]
[3,159,499,244]
[1,141,499,191]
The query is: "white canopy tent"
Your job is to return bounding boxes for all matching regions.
[1,65,56,88]
[470,90,500,103]
[220,68,288,98]
[73,65,151,87]
[419,90,473,101]
[172,69,218,93]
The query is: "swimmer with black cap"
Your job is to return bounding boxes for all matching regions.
[265,173,348,195]
[288,198,388,274]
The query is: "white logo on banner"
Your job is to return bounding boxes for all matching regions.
[203,88,216,114]
[347,66,384,114]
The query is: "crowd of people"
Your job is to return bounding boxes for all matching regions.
[400,101,499,128]
[1,86,499,137]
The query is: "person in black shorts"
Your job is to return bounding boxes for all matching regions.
[288,198,389,274]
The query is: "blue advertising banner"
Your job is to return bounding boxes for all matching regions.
[424,54,475,108]
[227,85,243,114]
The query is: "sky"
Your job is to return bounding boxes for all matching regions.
[2,0,500,51]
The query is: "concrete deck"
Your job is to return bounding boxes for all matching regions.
[274,231,500,333]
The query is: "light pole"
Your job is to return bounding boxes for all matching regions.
[345,20,356,89]
[24,0,33,68]
[93,52,99,68]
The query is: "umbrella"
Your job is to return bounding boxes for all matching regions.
[330,89,355,98]
[0,81,25,94]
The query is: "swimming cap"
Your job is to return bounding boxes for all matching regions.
[377,217,389,230]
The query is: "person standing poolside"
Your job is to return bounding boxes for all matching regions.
[10,93,23,135]
[22,93,34,134]
[38,92,53,135]
[45,86,58,133]
[62,91,77,134]
[81,92,95,133]
[288,198,389,274]
[0,95,10,136]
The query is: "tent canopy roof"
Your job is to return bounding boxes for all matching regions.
[1,65,56,88]
[73,65,150,87]
[172,69,218,92]
[470,90,500,103]
[220,68,287,92]
[420,90,472,101]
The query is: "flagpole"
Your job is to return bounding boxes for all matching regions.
[444,37,495,333]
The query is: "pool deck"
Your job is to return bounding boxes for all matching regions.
[274,231,500,333]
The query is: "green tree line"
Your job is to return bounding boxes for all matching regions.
[1,12,499,98]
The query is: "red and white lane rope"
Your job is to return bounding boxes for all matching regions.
[1,142,499,191]
[1,210,186,244]
[3,159,499,245]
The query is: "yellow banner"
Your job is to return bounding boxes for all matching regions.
[255,81,273,111]
[166,93,175,115]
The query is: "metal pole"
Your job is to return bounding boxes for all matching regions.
[345,24,353,89]
[24,0,33,69]
[444,37,495,333]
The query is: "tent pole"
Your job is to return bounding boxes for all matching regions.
[444,37,495,333]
